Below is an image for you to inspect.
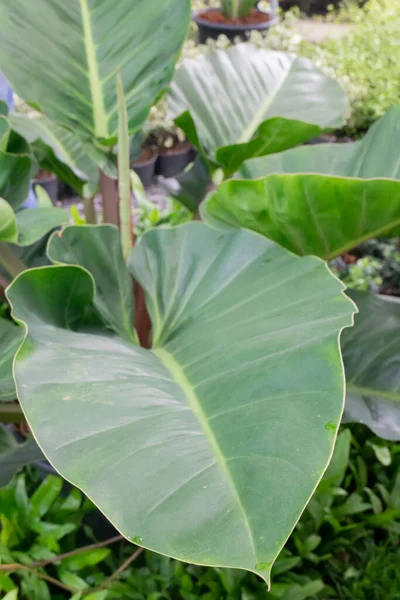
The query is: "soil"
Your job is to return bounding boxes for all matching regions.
[158,141,192,155]
[133,148,155,165]
[197,8,272,26]
[34,169,56,180]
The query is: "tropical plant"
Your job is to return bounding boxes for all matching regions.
[0,0,375,587]
[0,0,191,407]
[168,44,349,181]
[220,0,256,18]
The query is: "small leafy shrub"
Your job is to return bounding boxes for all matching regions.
[332,238,400,296]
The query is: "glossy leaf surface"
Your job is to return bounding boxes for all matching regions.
[8,223,355,582]
[169,45,348,174]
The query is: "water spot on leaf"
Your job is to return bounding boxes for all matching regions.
[255,562,272,571]
[325,421,337,433]
[133,536,143,544]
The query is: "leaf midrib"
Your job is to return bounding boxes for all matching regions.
[153,346,257,558]
[237,56,293,144]
[79,0,108,138]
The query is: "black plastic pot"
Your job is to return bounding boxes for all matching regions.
[32,173,59,204]
[132,152,158,188]
[193,9,278,43]
[155,145,193,178]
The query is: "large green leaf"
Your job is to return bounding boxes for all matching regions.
[7,223,355,582]
[342,290,400,441]
[239,106,400,180]
[0,316,24,402]
[168,45,348,175]
[0,198,17,244]
[202,175,400,262]
[0,425,44,486]
[0,0,191,142]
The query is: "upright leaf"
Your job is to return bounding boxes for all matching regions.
[7,223,355,582]
[0,0,191,142]
[48,225,136,342]
[342,291,400,441]
[169,45,348,175]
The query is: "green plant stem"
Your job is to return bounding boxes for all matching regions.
[83,195,97,225]
[100,170,120,227]
[84,547,144,596]
[116,71,134,259]
[0,242,26,278]
[0,403,25,424]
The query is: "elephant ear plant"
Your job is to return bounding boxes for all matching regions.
[7,223,356,584]
[0,0,359,586]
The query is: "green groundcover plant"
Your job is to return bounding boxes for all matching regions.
[1,424,400,599]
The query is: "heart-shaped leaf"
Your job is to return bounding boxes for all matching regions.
[169,44,348,175]
[7,223,355,582]
[0,0,191,142]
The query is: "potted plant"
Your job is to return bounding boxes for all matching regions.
[148,124,194,178]
[193,0,278,43]
[130,131,158,188]
[31,169,59,204]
